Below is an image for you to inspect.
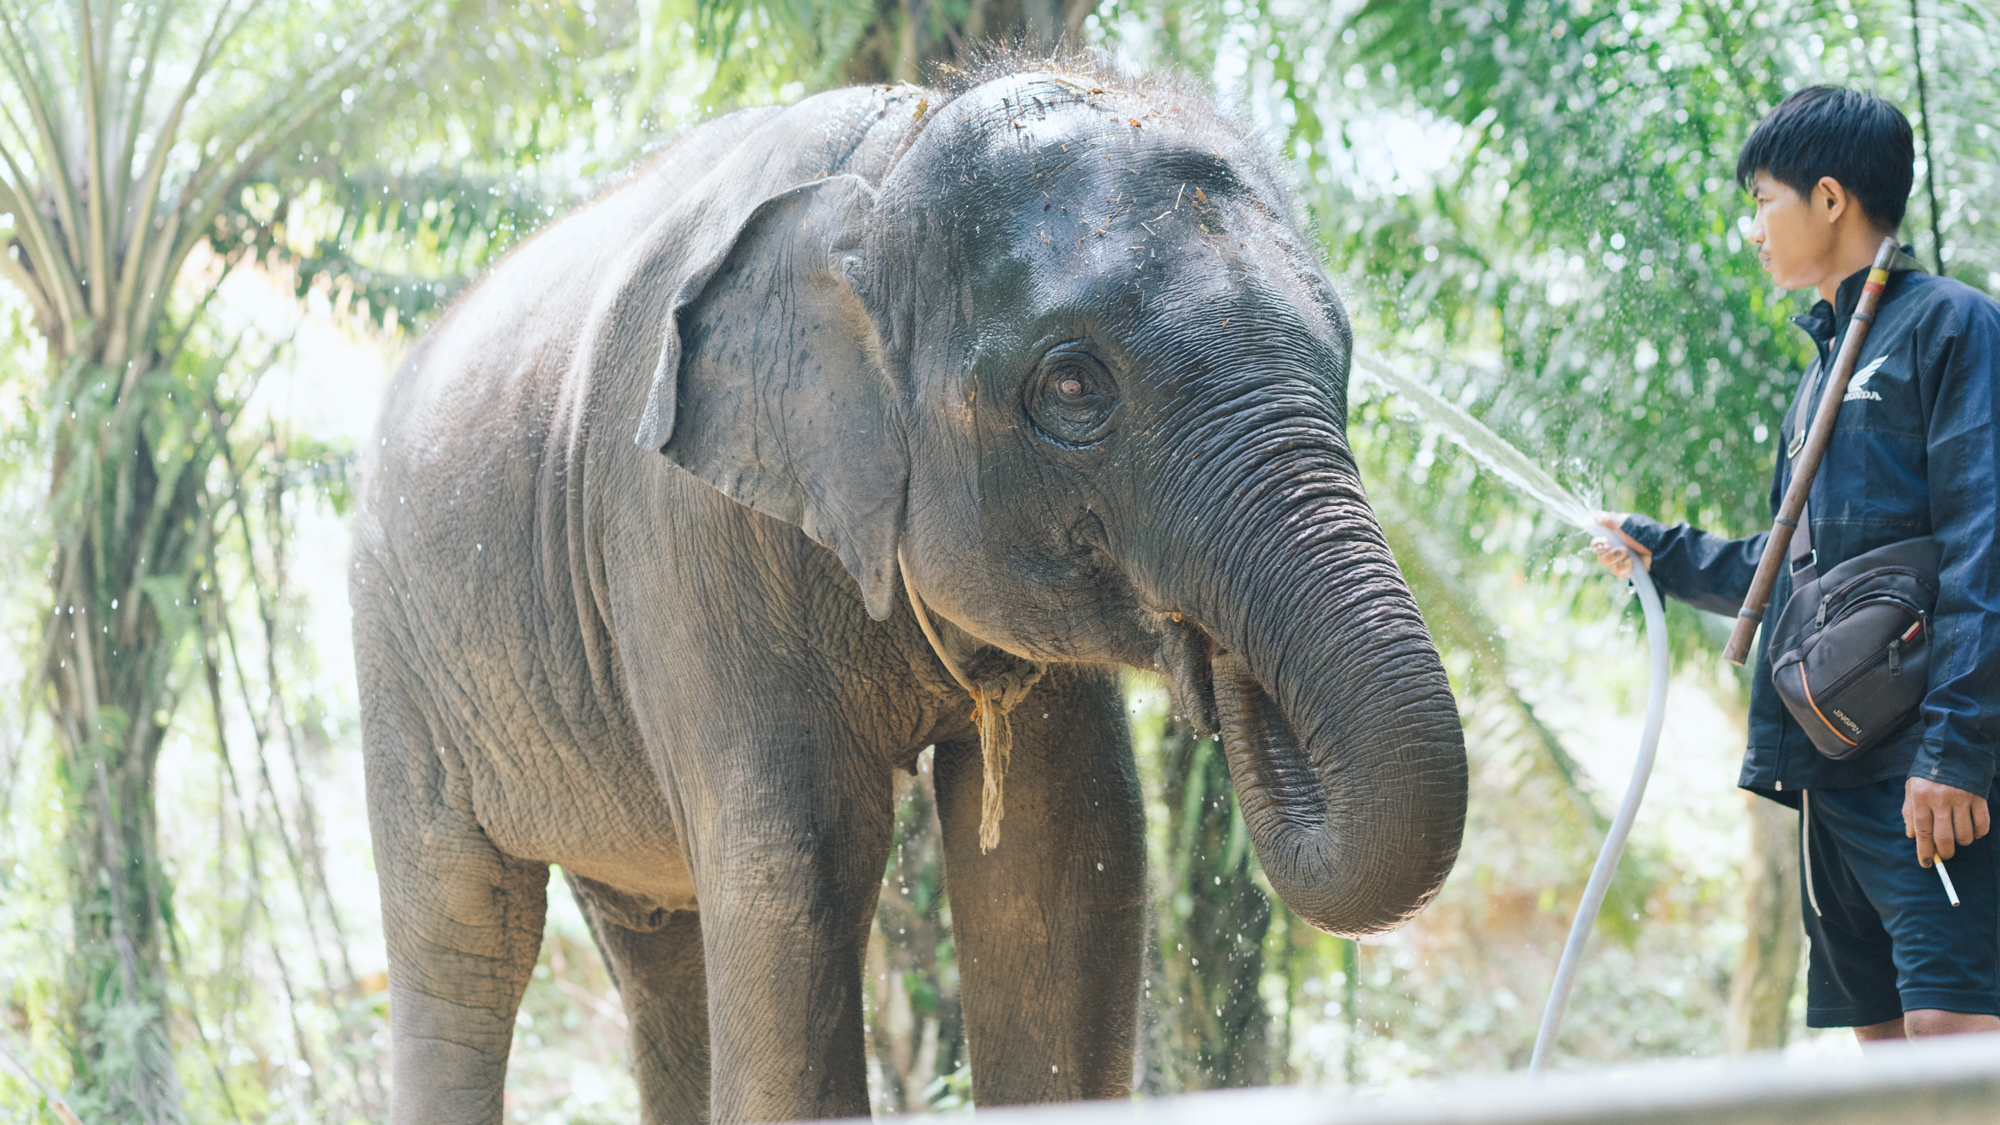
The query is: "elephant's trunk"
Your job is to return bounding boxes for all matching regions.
[1162,445,1467,936]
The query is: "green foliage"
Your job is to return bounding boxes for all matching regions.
[1093,0,2000,1080]
[1919,0,2000,278]
[506,876,640,1122]
[1250,0,2000,553]
[0,0,822,1115]
[1327,0,1814,532]
[2,0,498,1116]
[213,0,841,340]
[8,0,1999,1113]
[225,2,687,333]
[696,0,1096,89]
[864,759,967,1114]
[697,0,879,89]
[1132,703,1273,1091]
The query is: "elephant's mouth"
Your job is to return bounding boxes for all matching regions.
[1157,617,1329,833]
[1157,615,1220,736]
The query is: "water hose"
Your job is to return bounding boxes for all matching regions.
[1528,543,1670,1074]
[1346,354,1674,1069]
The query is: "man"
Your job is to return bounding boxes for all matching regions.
[1593,86,2000,1042]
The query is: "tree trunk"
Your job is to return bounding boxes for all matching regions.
[842,0,1101,85]
[1142,716,1272,1091]
[1729,793,1802,1051]
[46,400,200,1123]
[2,3,468,1115]
[867,753,966,1110]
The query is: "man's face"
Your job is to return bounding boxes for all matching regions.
[1746,170,1840,291]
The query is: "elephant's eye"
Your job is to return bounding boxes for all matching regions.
[1028,348,1118,446]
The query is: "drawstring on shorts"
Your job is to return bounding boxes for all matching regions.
[1802,790,1824,918]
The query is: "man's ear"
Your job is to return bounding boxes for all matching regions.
[633,175,906,620]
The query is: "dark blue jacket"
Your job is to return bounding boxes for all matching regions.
[1622,251,2000,805]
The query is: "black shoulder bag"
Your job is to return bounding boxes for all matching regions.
[1767,503,1939,760]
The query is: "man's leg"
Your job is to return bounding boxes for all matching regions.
[1853,1017,1905,1042]
[1852,1009,1999,1042]
[1905,1009,2000,1037]
[1808,781,2000,1046]
[1797,790,1907,1039]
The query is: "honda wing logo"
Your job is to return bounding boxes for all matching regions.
[1844,355,1887,402]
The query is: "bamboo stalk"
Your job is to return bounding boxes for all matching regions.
[0,1032,85,1125]
[78,0,111,327]
[1722,236,1902,665]
[0,5,90,284]
[201,609,326,1110]
[110,0,182,228]
[0,105,87,336]
[0,217,56,331]
[114,0,250,357]
[171,3,423,261]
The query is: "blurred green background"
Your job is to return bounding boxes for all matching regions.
[2,0,1997,1120]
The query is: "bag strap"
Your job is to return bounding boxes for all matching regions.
[1788,498,1818,584]
[1782,340,1834,586]
[1722,238,1901,666]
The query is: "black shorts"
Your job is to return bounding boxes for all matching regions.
[1801,778,2000,1027]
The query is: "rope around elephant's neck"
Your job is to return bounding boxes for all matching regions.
[898,551,1043,853]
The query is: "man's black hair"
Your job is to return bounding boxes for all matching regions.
[1735,86,1914,230]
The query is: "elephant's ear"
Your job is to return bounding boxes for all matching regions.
[634,175,906,621]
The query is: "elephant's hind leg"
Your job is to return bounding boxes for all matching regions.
[569,873,711,1124]
[362,690,549,1124]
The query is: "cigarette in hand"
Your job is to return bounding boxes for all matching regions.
[1935,857,1961,907]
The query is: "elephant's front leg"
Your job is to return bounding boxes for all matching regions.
[934,666,1147,1105]
[688,730,895,1122]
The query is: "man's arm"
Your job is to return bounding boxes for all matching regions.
[1594,513,1766,617]
[1908,296,2000,861]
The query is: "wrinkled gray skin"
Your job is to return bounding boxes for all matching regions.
[352,73,1466,1124]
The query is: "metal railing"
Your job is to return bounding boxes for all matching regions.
[888,1031,2000,1125]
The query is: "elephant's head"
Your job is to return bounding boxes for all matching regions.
[633,73,1466,936]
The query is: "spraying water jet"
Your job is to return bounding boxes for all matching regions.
[1351,353,1669,1076]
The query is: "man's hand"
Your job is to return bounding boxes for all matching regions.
[1588,512,1653,579]
[1904,777,1992,865]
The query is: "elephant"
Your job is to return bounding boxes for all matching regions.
[350,63,1467,1125]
